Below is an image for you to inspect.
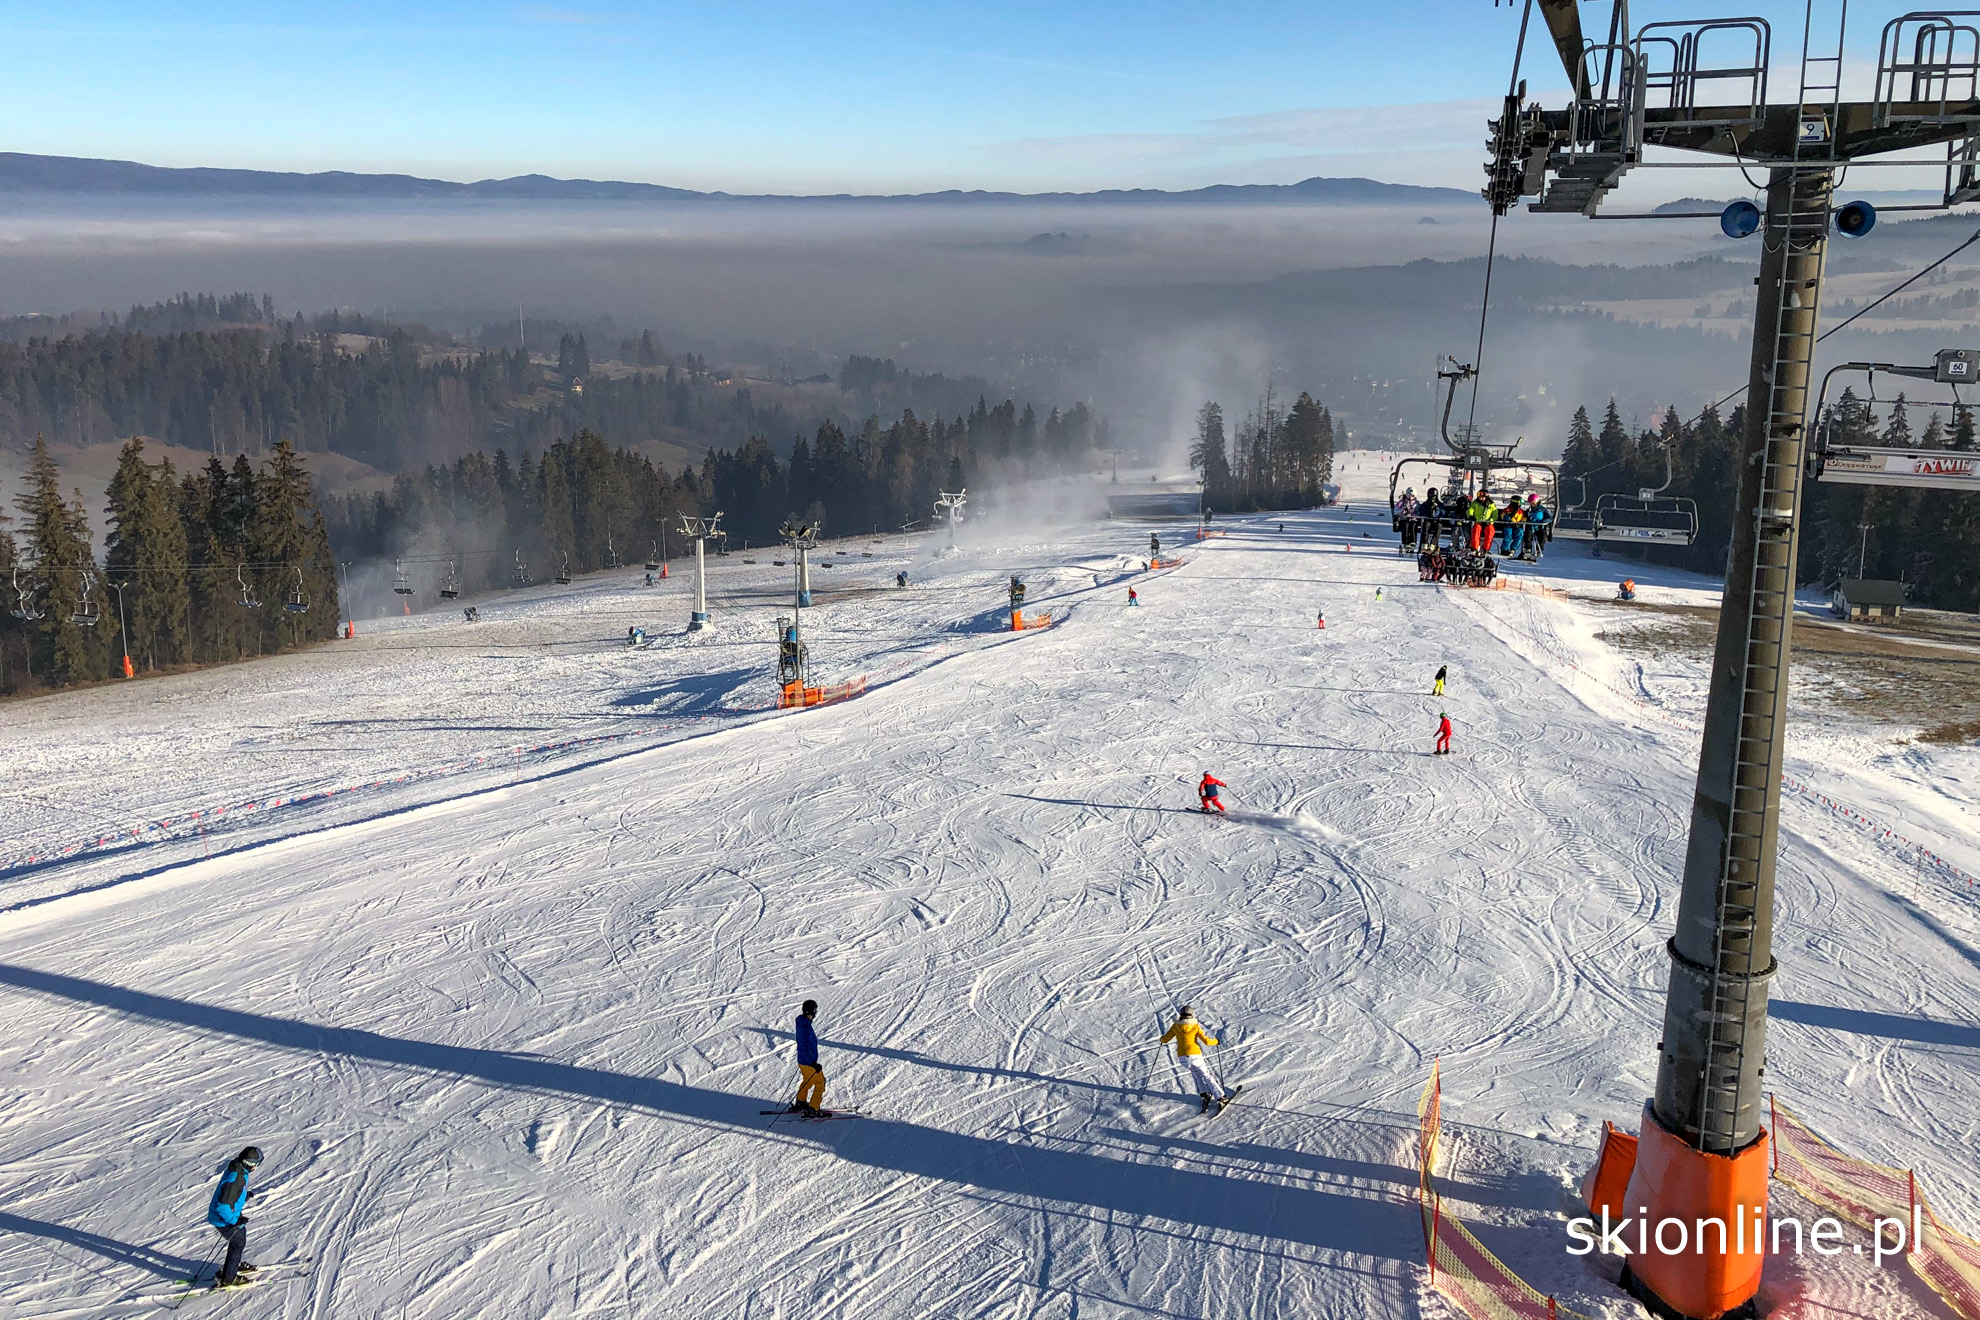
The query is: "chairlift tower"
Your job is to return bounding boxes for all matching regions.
[679,513,723,630]
[781,518,820,608]
[1491,6,1980,1316]
[934,490,967,550]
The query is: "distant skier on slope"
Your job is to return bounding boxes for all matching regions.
[1128,587,1140,607]
[789,1000,829,1115]
[1159,1007,1234,1113]
[897,571,909,588]
[1150,533,1161,558]
[1198,773,1226,813]
[206,1146,264,1288]
[1432,665,1447,696]
[1435,711,1453,756]
[1316,608,1325,630]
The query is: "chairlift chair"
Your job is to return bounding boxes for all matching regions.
[235,564,261,609]
[606,534,622,571]
[1549,474,1603,542]
[72,571,102,627]
[644,541,661,571]
[392,557,413,597]
[554,553,572,585]
[283,567,310,614]
[512,550,533,587]
[439,559,461,600]
[8,564,41,620]
[1591,446,1699,546]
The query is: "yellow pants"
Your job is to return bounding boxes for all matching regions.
[1433,679,1444,696]
[796,1064,825,1109]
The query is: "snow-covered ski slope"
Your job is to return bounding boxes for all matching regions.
[2,461,1976,1320]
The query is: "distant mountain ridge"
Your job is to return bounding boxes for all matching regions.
[0,152,1476,205]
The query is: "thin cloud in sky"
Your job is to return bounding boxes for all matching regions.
[982,98,1501,166]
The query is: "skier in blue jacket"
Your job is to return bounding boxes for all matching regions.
[789,1000,827,1115]
[206,1146,263,1287]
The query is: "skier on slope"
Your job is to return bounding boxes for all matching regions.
[206,1146,264,1288]
[789,1000,829,1116]
[1159,1007,1235,1113]
[1316,608,1325,630]
[1435,711,1453,756]
[1150,533,1161,558]
[1198,773,1227,813]
[1432,665,1447,696]
[1128,587,1140,607]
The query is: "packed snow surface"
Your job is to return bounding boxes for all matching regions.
[1,458,1976,1319]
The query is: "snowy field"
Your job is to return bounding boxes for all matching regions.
[1,456,1977,1320]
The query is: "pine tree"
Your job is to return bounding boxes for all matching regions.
[104,437,191,672]
[1190,402,1232,508]
[1883,395,1913,447]
[1561,406,1597,477]
[13,438,106,685]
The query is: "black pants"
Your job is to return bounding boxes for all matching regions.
[214,1221,247,1283]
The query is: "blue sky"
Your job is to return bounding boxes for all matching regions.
[0,1,1873,193]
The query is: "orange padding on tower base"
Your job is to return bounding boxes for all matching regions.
[1581,1121,1639,1220]
[1619,1104,1770,1319]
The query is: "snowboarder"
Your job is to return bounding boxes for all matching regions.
[463,606,479,623]
[1198,773,1226,813]
[645,571,655,586]
[1128,587,1140,607]
[1618,578,1636,601]
[1159,1007,1232,1113]
[1432,665,1447,696]
[1435,711,1453,756]
[789,1000,827,1115]
[206,1146,263,1288]
[897,571,909,588]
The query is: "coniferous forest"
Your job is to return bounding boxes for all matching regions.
[1188,388,1339,511]
[1557,388,1980,609]
[1,436,342,695]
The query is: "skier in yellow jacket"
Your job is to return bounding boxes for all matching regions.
[1160,1007,1235,1113]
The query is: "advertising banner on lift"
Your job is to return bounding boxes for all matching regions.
[1819,447,1980,490]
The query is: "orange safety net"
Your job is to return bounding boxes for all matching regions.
[1417,1063,1598,1320]
[777,677,867,710]
[1771,1099,1980,1320]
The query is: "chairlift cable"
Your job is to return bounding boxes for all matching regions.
[1467,0,1538,443]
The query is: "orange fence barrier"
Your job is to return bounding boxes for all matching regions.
[1011,609,1056,631]
[1418,1062,1597,1320]
[777,677,868,710]
[1195,529,1228,540]
[1772,1099,1980,1320]
[1147,556,1187,570]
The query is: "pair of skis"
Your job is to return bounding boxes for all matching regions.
[760,1106,862,1123]
[1204,1084,1246,1118]
[160,1259,313,1309]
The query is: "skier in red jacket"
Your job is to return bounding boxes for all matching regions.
[1434,712,1453,755]
[1198,773,1227,813]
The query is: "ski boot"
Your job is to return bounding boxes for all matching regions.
[1199,1093,1213,1114]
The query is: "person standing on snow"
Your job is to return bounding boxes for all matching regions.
[790,1000,828,1115]
[1433,665,1447,697]
[1159,1007,1233,1113]
[206,1146,264,1288]
[1198,773,1227,813]
[1435,711,1453,755]
[1149,533,1161,558]
[1128,586,1140,607]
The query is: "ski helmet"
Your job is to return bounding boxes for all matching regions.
[238,1146,263,1169]
[1178,1005,1194,1019]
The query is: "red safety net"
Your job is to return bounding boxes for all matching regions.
[1771,1098,1980,1320]
[1417,1062,1595,1320]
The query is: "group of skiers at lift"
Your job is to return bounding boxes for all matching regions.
[1393,487,1551,560]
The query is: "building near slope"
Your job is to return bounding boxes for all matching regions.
[1831,578,1907,623]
